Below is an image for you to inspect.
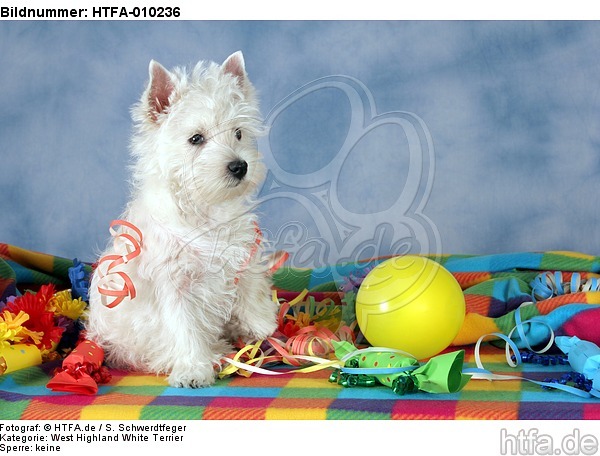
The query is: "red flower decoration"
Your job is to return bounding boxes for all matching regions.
[34,312,64,349]
[280,320,302,338]
[35,284,57,308]
[5,284,64,349]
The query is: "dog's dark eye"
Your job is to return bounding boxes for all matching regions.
[189,134,205,145]
[235,128,242,141]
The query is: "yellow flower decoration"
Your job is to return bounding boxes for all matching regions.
[314,315,343,333]
[0,310,44,347]
[0,322,22,347]
[0,311,29,347]
[2,310,29,329]
[287,304,343,332]
[46,289,69,312]
[19,327,44,346]
[293,311,312,328]
[49,290,86,320]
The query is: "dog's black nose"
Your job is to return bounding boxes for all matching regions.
[227,160,248,180]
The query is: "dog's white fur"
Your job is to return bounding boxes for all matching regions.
[85,52,279,387]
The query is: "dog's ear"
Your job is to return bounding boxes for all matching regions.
[145,60,176,121]
[221,51,247,88]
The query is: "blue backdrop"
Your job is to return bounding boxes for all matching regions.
[1,21,599,267]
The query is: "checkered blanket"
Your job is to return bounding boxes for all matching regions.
[2,244,600,420]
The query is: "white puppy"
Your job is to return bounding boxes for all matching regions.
[85,51,280,387]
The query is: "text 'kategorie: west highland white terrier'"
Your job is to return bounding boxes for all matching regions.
[86,51,285,387]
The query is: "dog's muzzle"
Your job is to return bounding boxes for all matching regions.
[227,160,248,180]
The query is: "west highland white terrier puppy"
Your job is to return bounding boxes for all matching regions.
[85,51,283,387]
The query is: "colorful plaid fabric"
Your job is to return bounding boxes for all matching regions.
[0,243,73,300]
[2,244,600,420]
[3,345,600,420]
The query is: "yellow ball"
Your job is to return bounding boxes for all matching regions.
[356,255,465,360]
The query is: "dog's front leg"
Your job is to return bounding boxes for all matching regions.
[155,279,226,388]
[227,267,278,343]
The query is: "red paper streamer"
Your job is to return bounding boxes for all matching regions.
[96,220,143,308]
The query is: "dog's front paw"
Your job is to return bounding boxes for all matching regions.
[227,313,277,343]
[246,317,277,341]
[168,364,217,388]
